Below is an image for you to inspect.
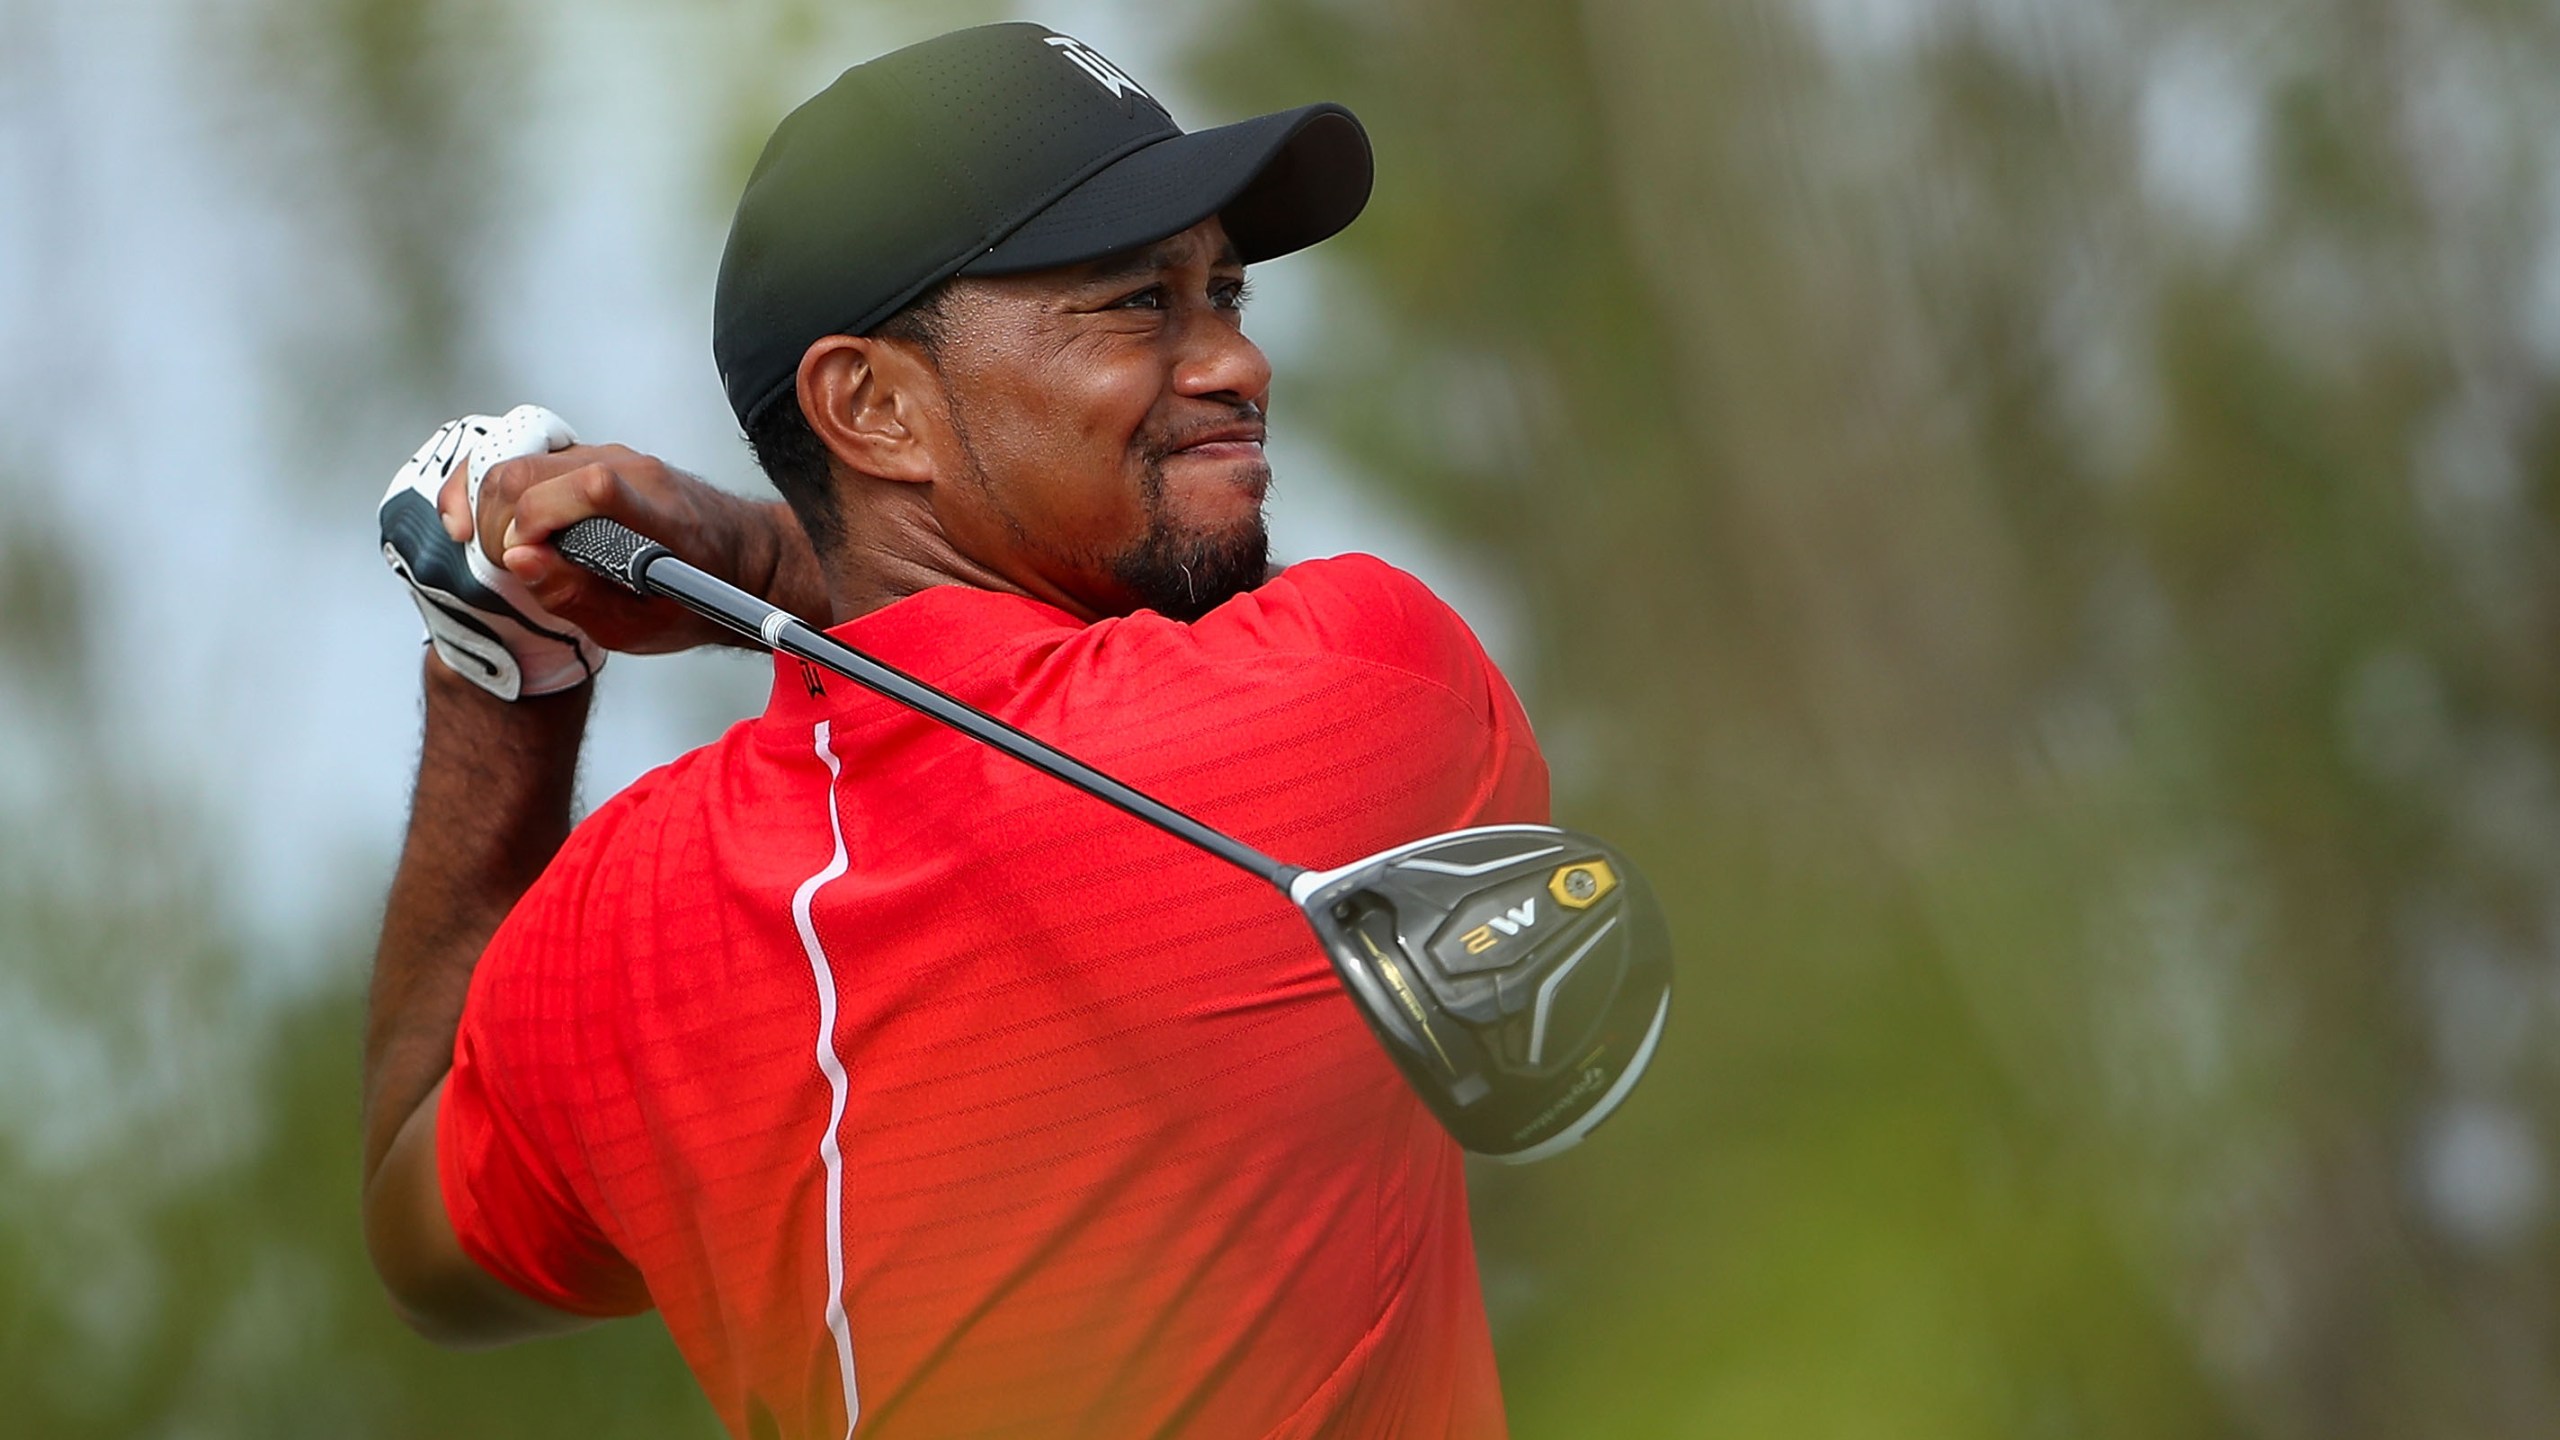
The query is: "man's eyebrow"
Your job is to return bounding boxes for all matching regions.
[1073,236,1246,287]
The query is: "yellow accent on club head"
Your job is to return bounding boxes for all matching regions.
[1550,860,1618,910]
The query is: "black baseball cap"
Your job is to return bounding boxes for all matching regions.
[713,22,1373,427]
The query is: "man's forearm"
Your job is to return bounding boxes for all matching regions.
[362,656,590,1183]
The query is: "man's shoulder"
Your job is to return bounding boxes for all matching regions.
[1254,551,1452,633]
[831,555,1502,730]
[1191,553,1500,710]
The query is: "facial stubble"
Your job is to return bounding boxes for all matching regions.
[1107,442,1271,623]
[948,401,1272,624]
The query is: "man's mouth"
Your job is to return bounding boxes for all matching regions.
[1162,421,1267,464]
[1174,440,1263,463]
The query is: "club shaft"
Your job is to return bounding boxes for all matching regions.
[638,554,1304,891]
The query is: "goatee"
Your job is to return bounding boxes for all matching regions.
[1111,512,1270,623]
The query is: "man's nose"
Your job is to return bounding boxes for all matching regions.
[1173,314,1273,406]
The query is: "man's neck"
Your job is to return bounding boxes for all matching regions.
[821,485,1092,626]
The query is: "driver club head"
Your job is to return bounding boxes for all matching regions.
[1288,825,1672,1163]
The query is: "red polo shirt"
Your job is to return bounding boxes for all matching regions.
[439,554,1545,1438]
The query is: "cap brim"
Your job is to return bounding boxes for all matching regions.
[959,103,1371,276]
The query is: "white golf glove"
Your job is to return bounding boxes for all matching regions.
[378,404,605,700]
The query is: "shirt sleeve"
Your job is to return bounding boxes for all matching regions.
[1198,554,1550,829]
[436,813,655,1319]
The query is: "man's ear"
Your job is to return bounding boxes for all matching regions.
[797,334,939,485]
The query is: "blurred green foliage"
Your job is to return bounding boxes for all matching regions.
[7,0,2560,1434]
[1191,3,2560,1435]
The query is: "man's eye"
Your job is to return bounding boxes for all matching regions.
[1115,286,1166,310]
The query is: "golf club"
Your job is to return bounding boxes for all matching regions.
[554,516,1671,1162]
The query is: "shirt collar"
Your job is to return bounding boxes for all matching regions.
[759,583,1083,730]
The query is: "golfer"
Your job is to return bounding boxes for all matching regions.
[364,24,1543,1437]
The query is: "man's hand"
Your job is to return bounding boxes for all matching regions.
[442,433,828,653]
[380,408,606,700]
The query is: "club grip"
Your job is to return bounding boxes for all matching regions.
[554,517,671,595]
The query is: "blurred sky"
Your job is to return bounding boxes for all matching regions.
[0,0,1518,978]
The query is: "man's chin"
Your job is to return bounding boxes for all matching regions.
[1112,519,1270,623]
[1159,455,1272,528]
